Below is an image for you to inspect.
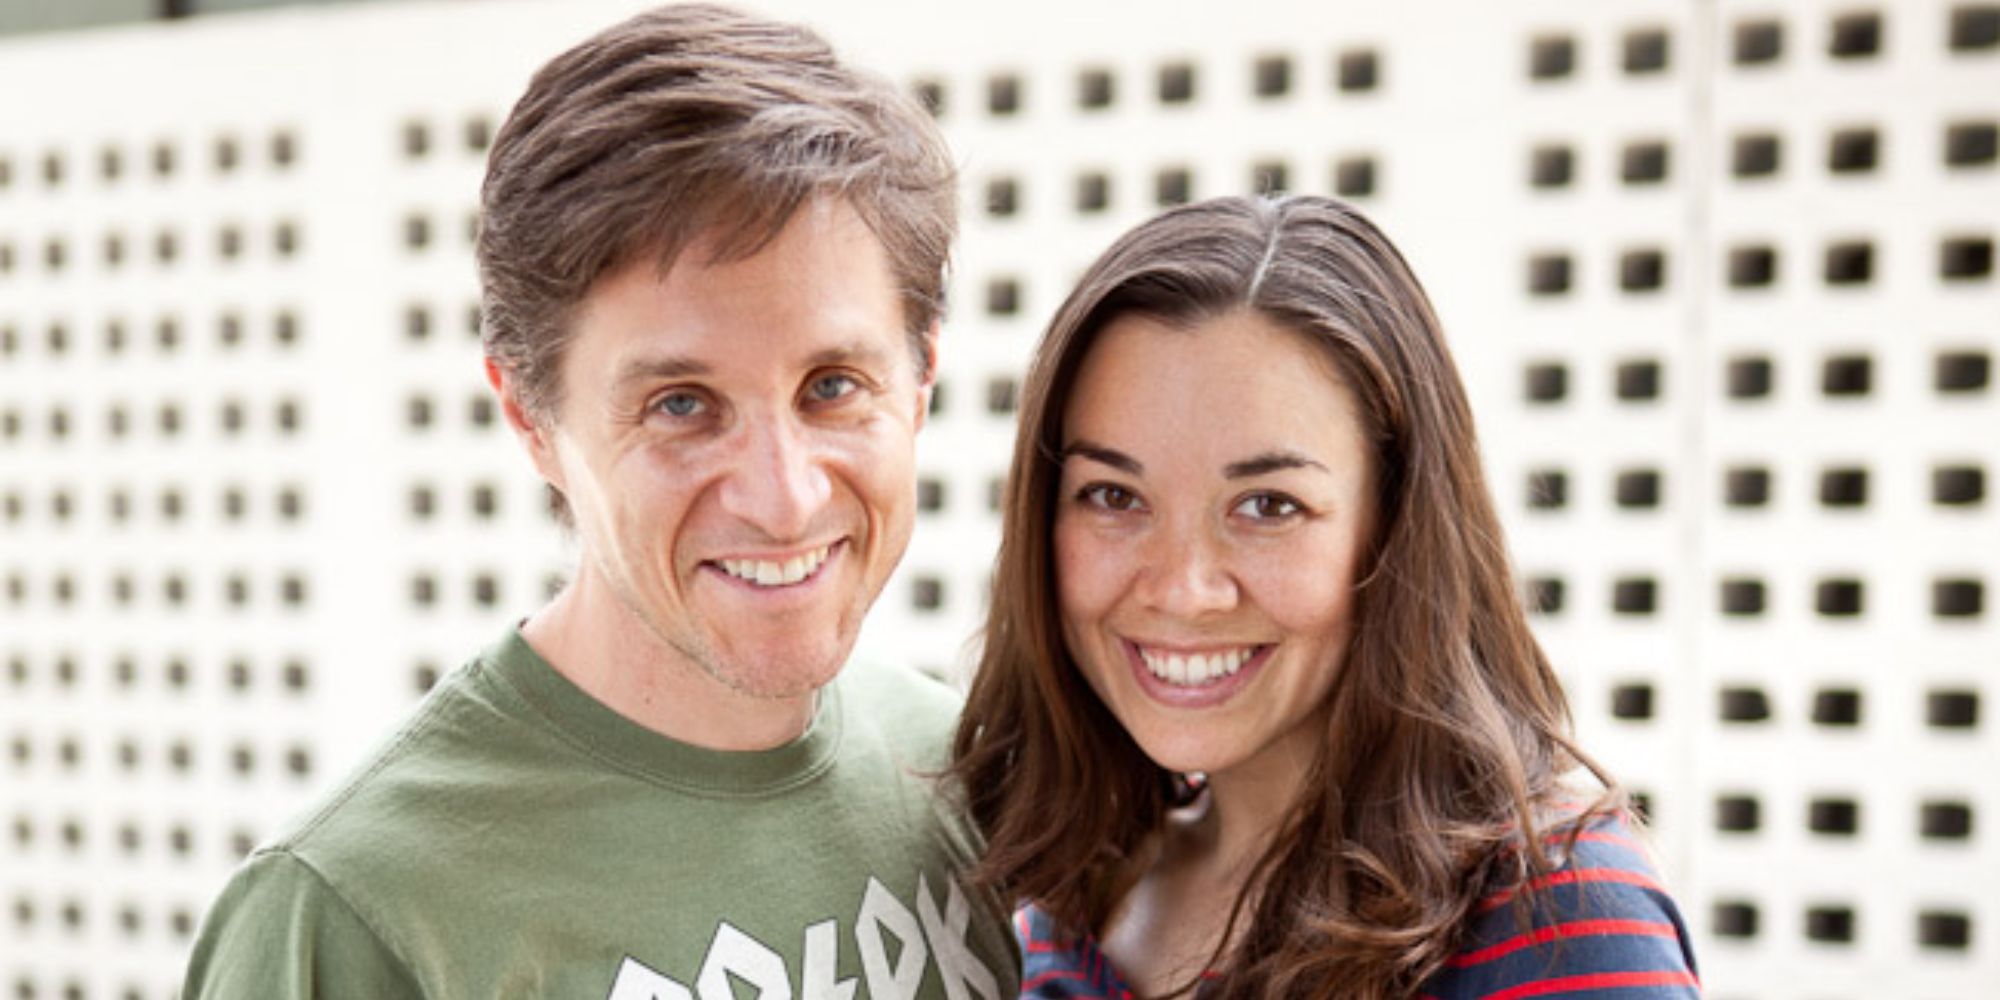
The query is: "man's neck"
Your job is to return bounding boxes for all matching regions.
[518,573,819,752]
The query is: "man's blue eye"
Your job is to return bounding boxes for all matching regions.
[658,393,702,417]
[809,374,857,401]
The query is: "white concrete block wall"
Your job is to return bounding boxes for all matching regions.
[0,1,1992,997]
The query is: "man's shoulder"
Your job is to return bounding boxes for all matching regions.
[840,657,964,713]
[260,654,531,876]
[832,660,964,776]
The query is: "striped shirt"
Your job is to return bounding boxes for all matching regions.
[1018,815,1699,999]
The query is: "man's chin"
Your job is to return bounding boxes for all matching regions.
[703,645,849,702]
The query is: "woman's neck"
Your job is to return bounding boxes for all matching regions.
[1199,718,1321,878]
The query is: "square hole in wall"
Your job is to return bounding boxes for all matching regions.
[1720,686,1772,723]
[1932,578,1984,618]
[1728,244,1778,287]
[1824,241,1875,285]
[1610,682,1654,720]
[1927,689,1980,729]
[1337,49,1381,92]
[1950,5,2000,50]
[1333,156,1377,198]
[1919,800,1973,840]
[1940,236,1994,280]
[985,277,1021,317]
[916,477,945,513]
[1077,68,1115,110]
[1719,577,1767,616]
[1621,140,1670,184]
[1812,687,1864,727]
[1827,127,1880,173]
[1526,468,1568,510]
[1822,354,1873,396]
[1252,54,1292,98]
[1614,468,1662,509]
[1736,19,1785,63]
[1805,905,1857,944]
[1807,796,1861,835]
[1250,160,1289,195]
[1816,578,1865,617]
[1157,61,1198,104]
[911,78,945,118]
[1529,144,1575,189]
[1526,253,1572,296]
[1733,133,1782,177]
[1075,171,1111,214]
[1935,350,1990,392]
[985,376,1020,415]
[1918,911,1972,951]
[987,74,1022,116]
[1932,464,1985,506]
[1619,249,1666,292]
[1829,12,1883,59]
[1615,360,1662,401]
[1612,576,1658,615]
[1623,27,1671,73]
[1727,356,1774,399]
[1819,467,1869,507]
[1715,794,1761,832]
[1713,901,1760,939]
[1528,34,1577,81]
[1524,362,1569,403]
[1945,121,1998,166]
[985,177,1019,218]
[1526,576,1565,615]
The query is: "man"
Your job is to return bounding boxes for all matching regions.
[182,5,1017,997]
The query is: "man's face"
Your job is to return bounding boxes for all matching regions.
[513,199,931,703]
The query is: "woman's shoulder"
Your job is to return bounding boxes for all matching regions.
[1015,902,1137,1000]
[1418,810,1702,999]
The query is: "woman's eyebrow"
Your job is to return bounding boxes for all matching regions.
[1060,440,1143,475]
[1224,450,1327,479]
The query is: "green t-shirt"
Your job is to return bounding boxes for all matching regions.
[182,631,1019,999]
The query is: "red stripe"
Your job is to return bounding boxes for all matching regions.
[1479,868,1666,913]
[1021,968,1092,992]
[1450,919,1679,967]
[1481,970,1699,999]
[1564,829,1643,854]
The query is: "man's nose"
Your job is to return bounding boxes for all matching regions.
[716,414,832,541]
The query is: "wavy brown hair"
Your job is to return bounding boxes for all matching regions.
[951,195,1618,998]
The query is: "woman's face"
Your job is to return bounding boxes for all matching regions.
[1054,308,1375,782]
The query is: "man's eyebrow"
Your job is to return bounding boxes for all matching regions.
[613,355,710,392]
[1224,450,1328,479]
[803,342,894,369]
[1060,440,1143,475]
[613,342,893,393]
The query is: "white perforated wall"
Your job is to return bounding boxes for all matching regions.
[0,1,1993,997]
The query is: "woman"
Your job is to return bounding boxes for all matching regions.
[952,195,1699,998]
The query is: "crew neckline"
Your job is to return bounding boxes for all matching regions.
[480,627,845,798]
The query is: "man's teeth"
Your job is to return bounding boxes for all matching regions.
[1139,646,1256,686]
[720,545,832,588]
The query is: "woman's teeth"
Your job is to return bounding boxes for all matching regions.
[1139,646,1256,686]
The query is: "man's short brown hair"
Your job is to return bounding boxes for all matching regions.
[477,2,956,421]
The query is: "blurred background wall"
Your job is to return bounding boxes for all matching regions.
[0,0,1994,996]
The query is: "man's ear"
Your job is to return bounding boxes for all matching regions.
[913,319,940,430]
[485,357,565,491]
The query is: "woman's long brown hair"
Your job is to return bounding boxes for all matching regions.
[950,195,1618,998]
